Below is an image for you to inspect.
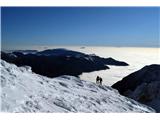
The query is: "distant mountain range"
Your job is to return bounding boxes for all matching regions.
[1,48,128,78]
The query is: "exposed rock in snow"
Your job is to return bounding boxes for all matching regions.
[0,60,154,113]
[112,64,160,112]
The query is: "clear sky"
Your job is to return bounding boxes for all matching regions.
[1,7,160,50]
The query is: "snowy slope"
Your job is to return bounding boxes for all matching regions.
[0,60,155,113]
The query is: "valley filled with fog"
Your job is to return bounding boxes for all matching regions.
[7,46,160,86]
[24,46,159,86]
[79,47,159,85]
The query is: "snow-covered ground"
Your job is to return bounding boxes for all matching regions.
[0,60,155,112]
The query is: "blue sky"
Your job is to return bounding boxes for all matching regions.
[1,7,159,50]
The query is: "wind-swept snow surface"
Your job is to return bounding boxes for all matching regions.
[0,60,155,113]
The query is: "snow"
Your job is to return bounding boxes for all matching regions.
[0,60,155,113]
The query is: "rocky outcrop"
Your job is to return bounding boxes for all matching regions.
[112,64,160,112]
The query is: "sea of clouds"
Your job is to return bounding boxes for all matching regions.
[10,46,160,86]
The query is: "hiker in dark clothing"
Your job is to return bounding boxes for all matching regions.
[96,76,100,84]
[96,76,103,85]
[99,77,103,85]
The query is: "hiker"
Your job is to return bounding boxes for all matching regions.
[96,76,103,85]
[99,77,103,85]
[96,76,100,84]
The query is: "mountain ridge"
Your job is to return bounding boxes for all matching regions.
[1,49,128,78]
[112,64,160,112]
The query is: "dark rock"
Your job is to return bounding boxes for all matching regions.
[112,64,160,112]
[1,49,128,78]
[112,65,160,94]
